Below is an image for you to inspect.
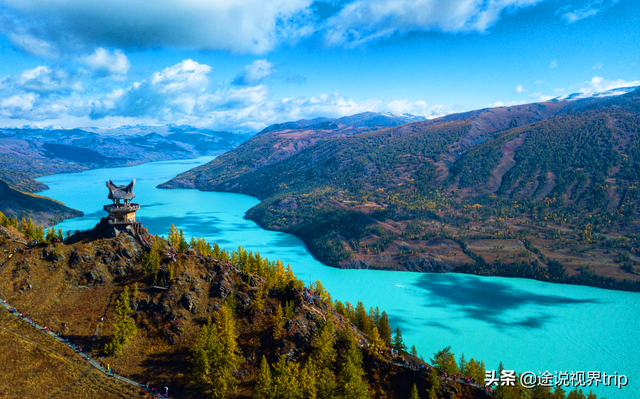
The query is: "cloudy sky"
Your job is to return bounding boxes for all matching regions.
[0,0,638,131]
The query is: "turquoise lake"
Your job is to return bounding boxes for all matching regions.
[38,156,639,399]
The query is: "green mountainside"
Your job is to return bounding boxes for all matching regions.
[161,90,640,290]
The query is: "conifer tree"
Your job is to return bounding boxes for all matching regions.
[318,366,337,399]
[252,284,267,313]
[411,345,418,357]
[335,300,347,316]
[427,368,440,399]
[300,358,318,399]
[369,326,384,350]
[355,302,373,334]
[284,300,295,320]
[550,386,567,399]
[104,286,137,355]
[465,359,479,383]
[254,355,272,399]
[431,347,458,375]
[376,312,392,346]
[409,384,420,399]
[392,326,407,352]
[273,304,286,340]
[313,320,337,370]
[458,353,467,375]
[338,330,370,399]
[191,303,241,399]
[272,354,301,399]
[168,223,180,248]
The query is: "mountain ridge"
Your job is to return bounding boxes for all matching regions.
[160,89,640,290]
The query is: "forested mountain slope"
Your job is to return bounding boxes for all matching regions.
[162,89,640,290]
[0,218,501,399]
[162,112,426,190]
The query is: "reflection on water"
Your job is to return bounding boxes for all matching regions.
[38,156,639,399]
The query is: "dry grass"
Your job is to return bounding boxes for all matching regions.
[0,306,147,398]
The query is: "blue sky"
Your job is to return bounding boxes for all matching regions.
[0,0,638,131]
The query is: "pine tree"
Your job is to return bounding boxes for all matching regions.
[318,366,337,399]
[254,355,272,399]
[168,223,180,248]
[369,326,384,350]
[300,358,318,399]
[411,345,418,357]
[284,300,295,320]
[273,304,286,340]
[313,320,336,370]
[335,301,347,317]
[431,347,458,375]
[376,312,392,346]
[104,286,137,355]
[458,353,467,375]
[409,384,420,399]
[355,302,373,334]
[427,368,440,399]
[272,354,301,399]
[550,386,567,399]
[392,326,407,352]
[191,303,241,399]
[338,330,370,399]
[252,284,267,313]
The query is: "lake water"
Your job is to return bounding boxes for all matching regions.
[38,156,639,399]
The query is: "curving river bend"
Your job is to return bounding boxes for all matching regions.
[38,156,639,399]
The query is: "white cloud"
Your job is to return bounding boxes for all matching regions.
[82,48,130,77]
[0,59,462,130]
[0,93,35,115]
[550,59,557,69]
[593,62,603,69]
[17,66,82,94]
[0,0,553,55]
[7,33,58,59]
[535,80,543,85]
[530,92,554,101]
[578,76,640,95]
[91,60,215,120]
[561,0,619,23]
[553,88,565,93]
[0,0,315,55]
[324,0,546,47]
[232,60,277,86]
[0,65,83,96]
[515,85,527,93]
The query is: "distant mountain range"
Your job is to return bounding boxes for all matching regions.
[0,124,249,193]
[161,89,640,290]
[0,124,249,225]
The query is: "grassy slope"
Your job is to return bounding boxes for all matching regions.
[0,305,146,398]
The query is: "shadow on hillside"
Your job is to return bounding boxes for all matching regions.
[135,346,192,398]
